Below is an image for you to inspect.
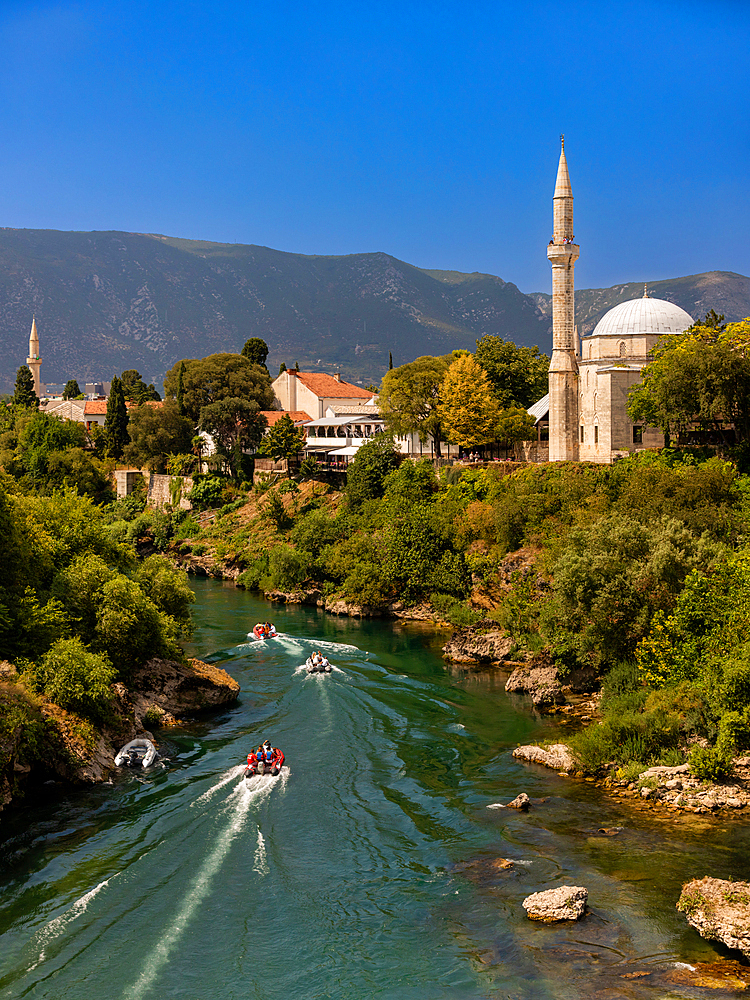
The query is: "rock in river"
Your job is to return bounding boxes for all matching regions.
[442,627,514,665]
[505,662,564,706]
[513,743,577,772]
[507,792,531,811]
[678,877,750,956]
[523,885,588,922]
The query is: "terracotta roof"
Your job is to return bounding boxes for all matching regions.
[261,410,311,426]
[84,400,109,414]
[294,372,373,399]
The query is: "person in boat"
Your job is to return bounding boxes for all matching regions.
[320,654,330,669]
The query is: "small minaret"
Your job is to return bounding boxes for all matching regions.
[26,316,43,398]
[547,136,580,461]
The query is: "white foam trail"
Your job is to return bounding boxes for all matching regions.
[127,779,258,1000]
[191,765,245,807]
[515,859,534,866]
[28,876,115,970]
[674,962,696,971]
[253,830,268,875]
[486,803,506,810]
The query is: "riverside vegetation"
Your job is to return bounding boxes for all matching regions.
[5,319,750,810]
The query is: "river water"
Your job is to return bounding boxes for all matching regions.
[1,578,749,999]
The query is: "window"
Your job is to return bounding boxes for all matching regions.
[580,425,584,443]
[594,425,599,444]
[618,341,626,357]
[633,425,643,444]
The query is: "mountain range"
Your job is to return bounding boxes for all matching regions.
[0,228,747,392]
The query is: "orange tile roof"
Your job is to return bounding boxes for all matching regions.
[84,400,109,414]
[294,372,373,399]
[261,410,311,426]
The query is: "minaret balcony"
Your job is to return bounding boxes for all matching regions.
[547,242,579,264]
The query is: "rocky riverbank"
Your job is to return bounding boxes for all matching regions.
[0,657,239,814]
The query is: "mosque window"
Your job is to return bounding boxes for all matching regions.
[618,341,626,357]
[594,425,599,445]
[580,425,584,443]
[633,426,643,444]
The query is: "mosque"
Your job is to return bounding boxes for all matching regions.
[535,138,694,464]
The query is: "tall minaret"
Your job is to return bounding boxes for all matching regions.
[546,136,579,461]
[26,316,43,398]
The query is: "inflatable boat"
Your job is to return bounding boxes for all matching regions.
[253,623,278,640]
[115,739,159,768]
[306,657,332,674]
[244,745,285,778]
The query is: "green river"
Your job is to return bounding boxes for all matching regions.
[1,577,748,998]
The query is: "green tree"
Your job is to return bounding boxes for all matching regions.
[163,354,274,422]
[258,414,305,474]
[438,354,500,449]
[124,399,194,472]
[35,637,116,722]
[494,405,537,458]
[176,360,186,416]
[474,336,549,409]
[628,319,750,446]
[540,513,721,671]
[62,379,81,400]
[14,411,87,481]
[241,337,270,372]
[378,355,450,458]
[199,398,267,479]
[120,369,161,404]
[14,366,38,409]
[103,375,130,459]
[134,554,195,631]
[345,435,401,511]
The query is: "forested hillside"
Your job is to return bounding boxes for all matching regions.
[0,227,747,392]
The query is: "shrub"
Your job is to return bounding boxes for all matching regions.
[291,509,341,559]
[262,544,309,592]
[134,555,195,630]
[187,476,227,511]
[35,637,116,721]
[263,490,291,531]
[237,552,270,591]
[192,544,207,556]
[430,593,481,627]
[689,744,732,782]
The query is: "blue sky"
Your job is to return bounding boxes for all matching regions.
[0,0,747,292]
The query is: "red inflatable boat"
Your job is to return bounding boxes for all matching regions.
[244,744,285,778]
[253,623,278,640]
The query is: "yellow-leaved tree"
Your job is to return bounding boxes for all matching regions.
[438,354,500,448]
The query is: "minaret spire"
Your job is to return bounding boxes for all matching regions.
[26,315,43,398]
[547,137,580,462]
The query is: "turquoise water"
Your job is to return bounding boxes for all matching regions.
[1,577,749,999]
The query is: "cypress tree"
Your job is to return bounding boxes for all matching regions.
[389,351,393,370]
[14,365,38,408]
[278,362,287,376]
[176,361,186,416]
[104,375,130,459]
[62,379,81,400]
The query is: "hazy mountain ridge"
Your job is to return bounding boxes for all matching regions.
[0,228,746,391]
[530,271,750,336]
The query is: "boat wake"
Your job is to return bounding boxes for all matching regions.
[126,776,264,1000]
[27,876,116,971]
[191,765,246,807]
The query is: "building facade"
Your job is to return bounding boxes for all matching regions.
[543,141,694,464]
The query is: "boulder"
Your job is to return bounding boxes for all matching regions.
[678,877,750,956]
[505,662,564,706]
[442,628,514,665]
[507,792,531,811]
[129,657,240,717]
[513,743,577,772]
[523,885,588,922]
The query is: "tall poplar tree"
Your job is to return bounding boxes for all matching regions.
[104,376,130,459]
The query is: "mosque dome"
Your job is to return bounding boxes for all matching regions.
[589,294,694,338]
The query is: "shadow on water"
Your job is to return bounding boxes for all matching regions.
[0,576,747,999]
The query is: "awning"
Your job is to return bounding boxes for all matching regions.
[327,446,359,457]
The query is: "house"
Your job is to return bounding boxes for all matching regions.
[272,369,374,419]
